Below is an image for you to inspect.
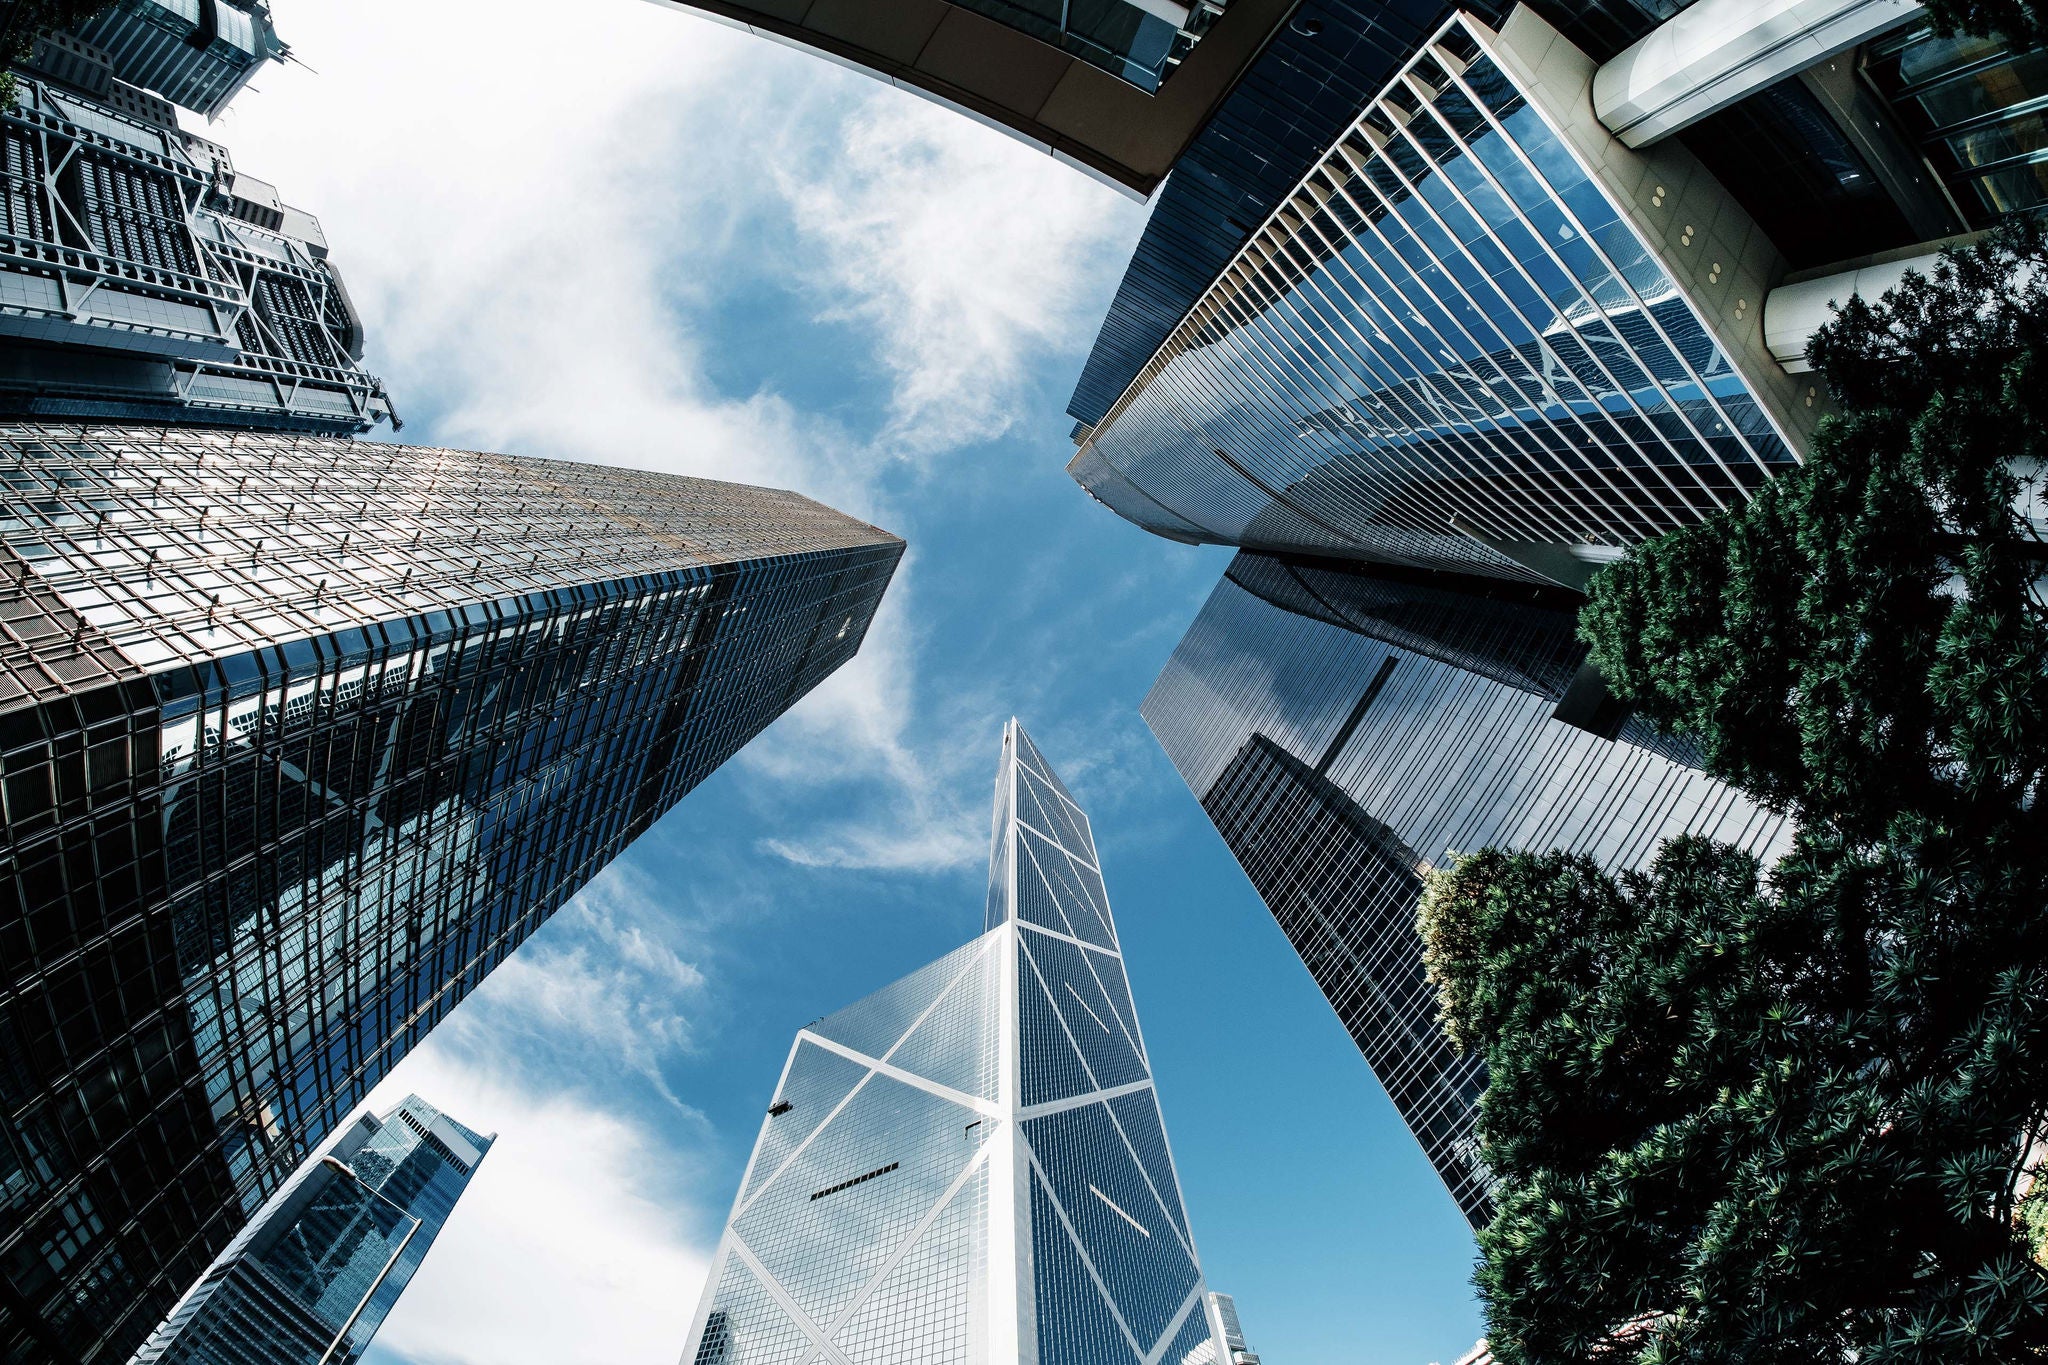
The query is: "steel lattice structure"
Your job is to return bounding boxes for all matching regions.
[681,722,1232,1365]
[0,71,391,433]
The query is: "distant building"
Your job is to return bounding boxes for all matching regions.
[1435,1342,1493,1365]
[0,41,392,433]
[678,722,1229,1365]
[67,0,288,119]
[1206,1291,1261,1364]
[132,1096,491,1365]
[1143,552,1788,1221]
[0,423,902,1364]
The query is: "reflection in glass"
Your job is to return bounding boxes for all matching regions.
[681,724,1225,1365]
[1144,554,1790,1222]
[1071,17,1801,580]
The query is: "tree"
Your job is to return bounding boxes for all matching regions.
[1419,220,2048,1363]
[1580,218,2048,850]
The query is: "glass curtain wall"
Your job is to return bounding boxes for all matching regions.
[0,424,901,1364]
[1071,16,1800,578]
[1143,554,1789,1220]
[1865,24,2048,225]
[681,725,1224,1365]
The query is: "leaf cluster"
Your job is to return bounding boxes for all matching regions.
[1425,221,2048,1364]
[1581,219,2048,849]
[1428,829,2048,1364]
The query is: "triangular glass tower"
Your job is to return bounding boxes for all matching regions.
[680,721,1227,1365]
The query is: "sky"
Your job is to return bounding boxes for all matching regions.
[202,2,1488,1360]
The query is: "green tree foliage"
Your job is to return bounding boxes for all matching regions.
[1421,221,2048,1363]
[1582,219,2048,847]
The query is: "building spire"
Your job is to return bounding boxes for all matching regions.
[681,724,1221,1365]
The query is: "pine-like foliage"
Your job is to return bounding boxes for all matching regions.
[1419,221,2048,1363]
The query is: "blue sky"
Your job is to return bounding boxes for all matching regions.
[210,3,1485,1360]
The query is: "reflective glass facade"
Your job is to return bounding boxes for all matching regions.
[1866,24,2048,226]
[0,423,902,1364]
[950,0,1228,92]
[133,1094,490,1365]
[1205,1290,1259,1364]
[1142,554,1789,1221]
[1064,0,1857,430]
[1066,0,1500,428]
[1072,13,1804,581]
[681,723,1224,1365]
[0,72,390,434]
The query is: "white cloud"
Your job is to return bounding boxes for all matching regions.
[774,96,1146,457]
[209,3,1149,1356]
[740,552,995,872]
[214,0,1142,880]
[211,0,848,495]
[350,869,721,1365]
[359,1045,712,1365]
[463,869,711,1114]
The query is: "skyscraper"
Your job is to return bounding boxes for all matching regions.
[133,1094,491,1365]
[65,0,289,120]
[0,423,903,1364]
[1069,7,1821,584]
[1143,552,1789,1221]
[1065,1,2046,583]
[1205,1292,1260,1365]
[0,40,391,433]
[1047,0,2042,1222]
[679,721,1226,1365]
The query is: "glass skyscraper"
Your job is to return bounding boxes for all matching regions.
[1143,552,1789,1221]
[0,423,903,1364]
[680,722,1226,1365]
[1070,9,1818,585]
[133,1094,490,1365]
[1205,1292,1259,1365]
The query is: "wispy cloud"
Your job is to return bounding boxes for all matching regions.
[360,1044,712,1365]
[739,553,997,873]
[450,869,710,1114]
[215,0,1141,880]
[221,2,1149,1357]
[351,866,724,1365]
[774,96,1147,457]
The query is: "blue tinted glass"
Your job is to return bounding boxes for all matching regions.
[1025,1101,1201,1347]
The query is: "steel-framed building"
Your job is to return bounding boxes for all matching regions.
[66,0,289,121]
[0,44,391,434]
[1142,551,1790,1221]
[1066,0,2046,581]
[132,1095,490,1365]
[0,424,901,1363]
[680,722,1226,1365]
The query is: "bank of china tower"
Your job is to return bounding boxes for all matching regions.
[682,722,1227,1365]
